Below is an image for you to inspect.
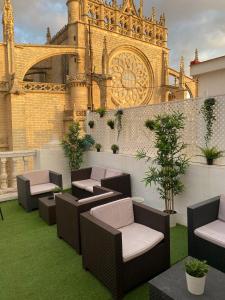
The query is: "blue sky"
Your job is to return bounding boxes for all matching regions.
[1,0,225,74]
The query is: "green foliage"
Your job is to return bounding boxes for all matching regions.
[62,122,95,170]
[88,120,94,128]
[96,107,106,118]
[200,98,216,146]
[199,146,224,160]
[107,119,115,130]
[185,259,209,278]
[137,112,189,213]
[115,109,123,140]
[111,144,119,153]
[95,143,102,151]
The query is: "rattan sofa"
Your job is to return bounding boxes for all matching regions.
[188,195,225,273]
[17,170,62,212]
[81,199,170,299]
[71,166,131,199]
[55,186,122,254]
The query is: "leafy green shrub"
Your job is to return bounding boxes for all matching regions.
[200,98,216,146]
[185,259,208,278]
[137,112,189,214]
[95,143,102,152]
[96,107,106,118]
[88,120,94,128]
[107,119,115,130]
[111,144,119,154]
[62,122,95,170]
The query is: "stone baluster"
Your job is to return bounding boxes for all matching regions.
[23,156,29,172]
[0,158,8,190]
[11,157,19,188]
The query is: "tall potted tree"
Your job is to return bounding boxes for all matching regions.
[137,112,189,226]
[62,122,95,170]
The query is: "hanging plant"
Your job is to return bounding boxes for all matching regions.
[137,112,189,215]
[88,120,95,129]
[200,98,216,146]
[96,107,106,118]
[107,119,115,130]
[115,109,123,140]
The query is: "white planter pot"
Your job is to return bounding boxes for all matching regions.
[186,272,206,295]
[169,213,177,228]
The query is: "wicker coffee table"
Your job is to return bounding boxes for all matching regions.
[38,196,56,225]
[149,256,225,299]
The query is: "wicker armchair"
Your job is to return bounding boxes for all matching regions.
[55,186,122,254]
[17,170,62,212]
[81,199,170,299]
[188,196,225,273]
[71,167,131,199]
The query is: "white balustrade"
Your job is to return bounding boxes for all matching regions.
[0,150,36,194]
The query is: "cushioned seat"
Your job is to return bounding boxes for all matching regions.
[72,179,100,193]
[119,223,164,262]
[194,220,225,248]
[31,183,58,196]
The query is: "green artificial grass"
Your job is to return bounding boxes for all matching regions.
[0,201,188,300]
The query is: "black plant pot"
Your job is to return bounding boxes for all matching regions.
[207,158,214,165]
[113,150,117,154]
[89,125,94,129]
[109,125,114,130]
[97,149,100,152]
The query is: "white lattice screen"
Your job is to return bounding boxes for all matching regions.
[86,95,225,164]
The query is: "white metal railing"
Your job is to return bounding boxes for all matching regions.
[0,150,36,195]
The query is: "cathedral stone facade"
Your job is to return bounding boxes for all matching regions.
[0,0,197,151]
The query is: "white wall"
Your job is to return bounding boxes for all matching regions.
[35,144,71,189]
[197,69,225,98]
[84,151,225,225]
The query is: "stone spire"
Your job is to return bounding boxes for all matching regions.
[2,0,14,43]
[151,7,156,23]
[139,0,143,18]
[122,0,137,15]
[46,27,51,44]
[179,56,185,88]
[102,37,109,75]
[190,49,200,65]
[112,0,117,8]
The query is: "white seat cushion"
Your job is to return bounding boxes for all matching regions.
[105,168,123,179]
[218,194,225,222]
[91,167,106,182]
[119,223,164,262]
[23,170,50,186]
[194,220,225,248]
[30,183,58,196]
[72,179,100,193]
[78,192,114,204]
[90,198,134,229]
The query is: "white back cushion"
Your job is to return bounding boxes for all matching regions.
[78,192,114,204]
[91,167,106,181]
[23,170,50,186]
[105,168,123,179]
[90,198,134,229]
[218,194,225,222]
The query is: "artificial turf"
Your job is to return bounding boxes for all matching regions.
[0,200,188,300]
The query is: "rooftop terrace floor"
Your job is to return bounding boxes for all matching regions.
[0,200,187,300]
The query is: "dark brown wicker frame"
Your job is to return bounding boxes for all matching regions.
[188,196,225,273]
[17,171,63,212]
[81,203,170,299]
[71,167,131,199]
[55,186,123,254]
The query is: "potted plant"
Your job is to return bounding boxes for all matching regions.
[115,109,123,140]
[62,122,95,170]
[200,98,216,146]
[95,143,102,152]
[137,112,189,227]
[199,146,224,165]
[88,120,95,129]
[96,107,106,118]
[107,119,115,130]
[111,144,119,154]
[185,258,209,295]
